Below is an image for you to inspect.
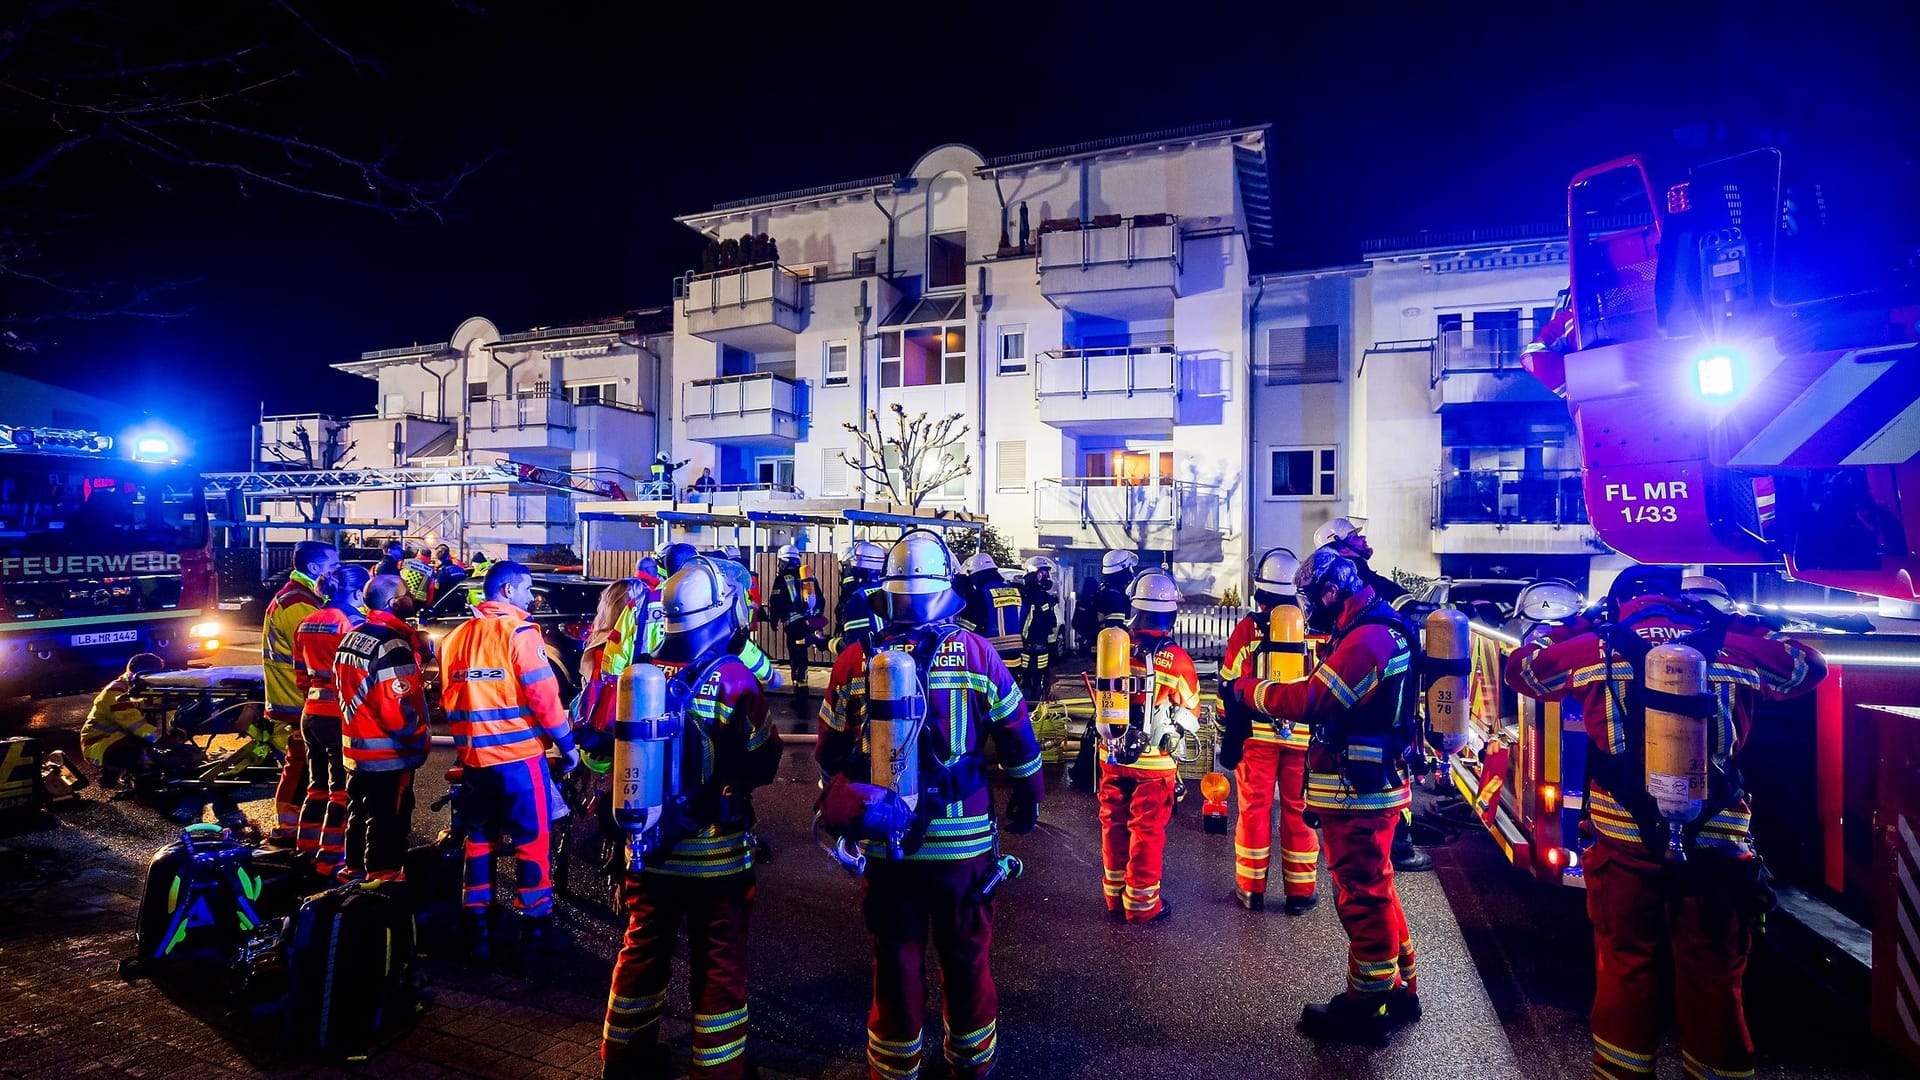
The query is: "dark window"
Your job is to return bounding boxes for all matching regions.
[467,381,489,403]
[1269,448,1336,498]
[929,231,967,290]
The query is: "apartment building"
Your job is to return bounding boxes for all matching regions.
[255,310,670,559]
[665,123,1274,597]
[1250,227,1615,593]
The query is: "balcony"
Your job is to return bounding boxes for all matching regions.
[1429,328,1564,409]
[679,483,805,508]
[1034,345,1180,433]
[467,394,575,453]
[1037,214,1180,319]
[1433,467,1601,557]
[678,263,806,350]
[344,413,453,466]
[1033,478,1227,556]
[682,372,801,448]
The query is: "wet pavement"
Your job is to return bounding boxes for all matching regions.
[0,637,1905,1078]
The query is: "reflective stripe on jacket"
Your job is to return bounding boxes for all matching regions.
[1108,636,1200,775]
[295,606,362,720]
[440,599,573,767]
[647,655,779,879]
[262,574,322,725]
[1218,613,1308,749]
[80,674,158,761]
[335,609,432,772]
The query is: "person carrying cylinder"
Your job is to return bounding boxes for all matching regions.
[1216,547,1319,915]
[1096,568,1200,923]
[1504,566,1826,1080]
[601,557,781,1080]
[957,552,1027,675]
[1227,547,1420,1043]
[832,540,887,653]
[440,560,580,959]
[333,575,433,882]
[293,564,370,876]
[1016,556,1060,703]
[816,529,1043,1080]
[769,544,825,714]
[261,540,336,843]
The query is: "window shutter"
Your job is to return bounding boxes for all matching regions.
[1263,325,1341,385]
[821,450,850,496]
[996,440,1027,492]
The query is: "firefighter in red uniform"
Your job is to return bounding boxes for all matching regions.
[333,575,433,882]
[1505,566,1826,1080]
[818,529,1043,1080]
[602,558,781,1080]
[261,541,337,843]
[293,564,369,876]
[1217,547,1320,915]
[440,560,580,958]
[1231,547,1419,1043]
[1097,569,1200,923]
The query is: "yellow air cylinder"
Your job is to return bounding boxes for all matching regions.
[1425,607,1472,754]
[867,649,922,812]
[1094,627,1133,743]
[1644,642,1709,862]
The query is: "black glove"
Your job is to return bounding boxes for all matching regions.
[1006,787,1039,835]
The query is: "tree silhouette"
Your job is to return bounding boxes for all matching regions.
[841,402,970,508]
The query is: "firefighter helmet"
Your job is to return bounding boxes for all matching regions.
[777,543,800,564]
[874,529,964,624]
[1101,549,1139,576]
[663,542,699,575]
[1312,517,1362,551]
[1682,574,1736,614]
[846,540,887,574]
[1129,567,1180,633]
[1253,547,1299,602]
[1294,547,1363,624]
[1022,555,1058,588]
[1516,578,1584,623]
[716,559,756,629]
[961,552,998,577]
[658,557,734,662]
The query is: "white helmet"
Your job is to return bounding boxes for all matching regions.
[1682,574,1736,614]
[1129,567,1179,632]
[1101,549,1140,576]
[877,529,964,623]
[1022,555,1058,584]
[1516,578,1584,623]
[776,543,799,563]
[1312,517,1361,551]
[961,552,998,576]
[662,558,733,634]
[846,540,887,573]
[716,559,756,626]
[1254,547,1299,599]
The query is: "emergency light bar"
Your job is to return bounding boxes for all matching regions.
[0,424,114,453]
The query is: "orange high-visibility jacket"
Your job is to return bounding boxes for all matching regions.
[294,605,362,721]
[440,599,573,768]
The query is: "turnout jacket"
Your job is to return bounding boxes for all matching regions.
[1504,596,1825,854]
[647,653,781,880]
[293,605,363,722]
[1019,581,1058,653]
[80,673,159,761]
[261,572,323,725]
[1217,608,1310,750]
[441,599,574,768]
[818,622,1044,862]
[960,573,1027,656]
[1237,588,1415,813]
[333,609,433,773]
[1106,633,1201,775]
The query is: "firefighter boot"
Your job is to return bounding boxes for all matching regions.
[1391,814,1433,872]
[1235,888,1265,912]
[601,1041,671,1079]
[1387,986,1423,1025]
[1284,893,1320,917]
[1299,993,1392,1046]
[517,912,558,960]
[464,911,491,964]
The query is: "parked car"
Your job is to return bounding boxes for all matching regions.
[215,558,381,626]
[1415,578,1530,624]
[414,574,602,709]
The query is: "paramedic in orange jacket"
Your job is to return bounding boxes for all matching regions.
[292,564,369,875]
[440,560,580,957]
[1098,568,1200,924]
[1505,567,1825,1080]
[261,541,337,842]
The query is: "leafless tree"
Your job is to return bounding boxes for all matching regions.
[0,1,487,346]
[841,402,970,509]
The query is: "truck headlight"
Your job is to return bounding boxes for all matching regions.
[188,620,222,639]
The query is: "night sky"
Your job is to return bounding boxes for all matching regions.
[10,0,1914,466]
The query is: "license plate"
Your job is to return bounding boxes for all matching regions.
[71,629,139,647]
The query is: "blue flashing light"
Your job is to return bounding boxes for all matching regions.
[134,435,173,459]
[1695,349,1741,399]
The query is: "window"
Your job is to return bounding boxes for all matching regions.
[821,450,851,496]
[928,230,966,290]
[824,341,850,387]
[1083,449,1173,486]
[411,485,456,508]
[1269,447,1336,499]
[997,325,1027,375]
[567,382,618,406]
[1263,326,1340,385]
[467,381,489,403]
[880,325,966,388]
[853,250,878,276]
[756,457,795,489]
[883,445,964,501]
[996,441,1027,492]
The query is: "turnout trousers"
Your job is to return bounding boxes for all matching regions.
[459,756,555,917]
[343,769,415,881]
[272,725,308,840]
[1585,838,1755,1080]
[1097,761,1174,922]
[1320,807,1417,999]
[297,713,348,871]
[862,855,1000,1080]
[602,873,755,1080]
[1232,742,1319,899]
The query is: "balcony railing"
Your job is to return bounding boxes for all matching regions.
[1431,327,1538,386]
[682,371,801,445]
[679,482,804,506]
[1034,477,1223,531]
[1435,467,1588,526]
[676,262,805,314]
[469,393,575,432]
[1034,345,1178,399]
[1037,214,1180,271]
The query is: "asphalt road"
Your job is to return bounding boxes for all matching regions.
[0,635,1907,1079]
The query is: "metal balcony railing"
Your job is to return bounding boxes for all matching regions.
[1033,477,1223,530]
[682,371,799,422]
[1034,344,1178,400]
[1434,467,1588,526]
[1430,327,1540,386]
[675,262,805,314]
[1037,214,1180,271]
[469,393,574,432]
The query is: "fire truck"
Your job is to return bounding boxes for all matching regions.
[1440,143,1920,1062]
[0,424,221,697]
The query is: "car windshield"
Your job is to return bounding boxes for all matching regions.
[1448,582,1524,613]
[530,581,600,616]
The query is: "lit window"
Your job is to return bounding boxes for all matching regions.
[880,325,966,388]
[998,325,1027,375]
[825,341,850,387]
[929,230,966,290]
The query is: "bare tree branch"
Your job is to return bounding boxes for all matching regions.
[842,405,971,508]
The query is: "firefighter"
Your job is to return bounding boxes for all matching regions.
[400,548,435,610]
[262,541,337,844]
[1017,556,1060,703]
[1310,518,1431,873]
[832,540,887,653]
[769,544,824,713]
[293,564,370,876]
[431,543,468,595]
[1096,569,1199,922]
[1217,547,1320,915]
[626,555,667,662]
[333,575,433,882]
[80,652,167,788]
[440,560,581,958]
[601,559,782,1080]
[958,552,1027,674]
[1229,547,1420,1043]
[663,541,700,575]
[1069,551,1142,788]
[1505,566,1827,1080]
[817,529,1043,1080]
[713,559,782,692]
[470,549,494,578]
[374,539,405,579]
